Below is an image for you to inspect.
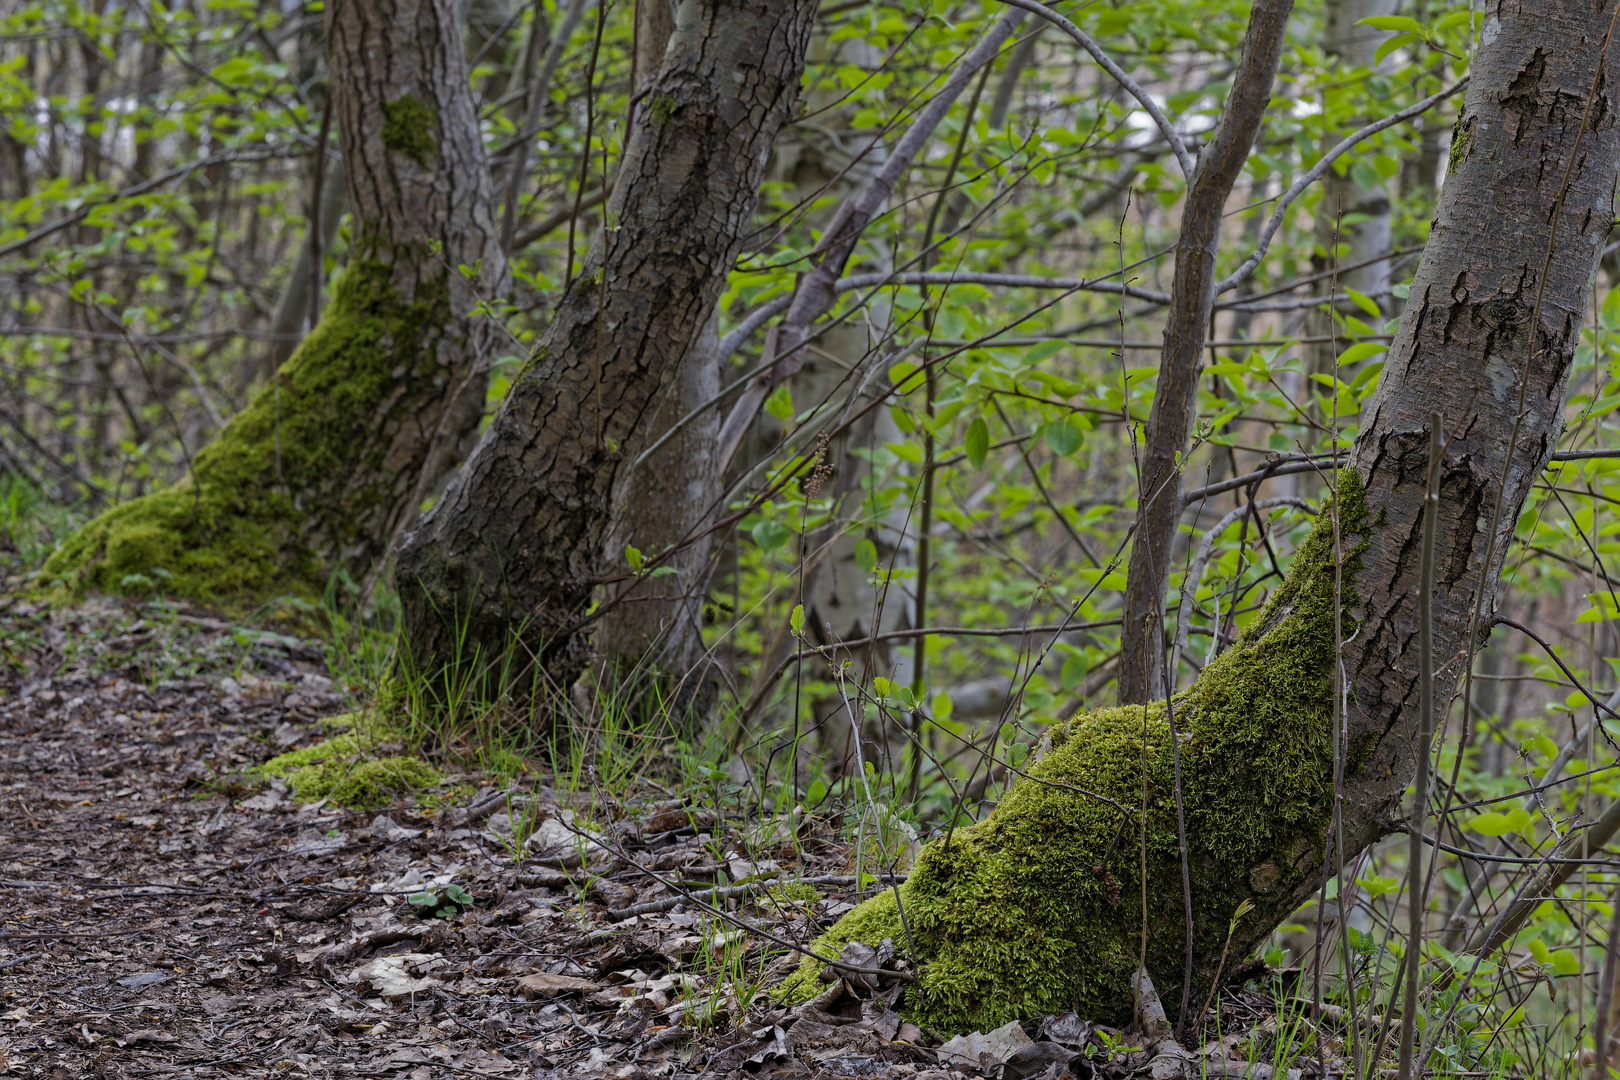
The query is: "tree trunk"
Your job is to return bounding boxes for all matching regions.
[786,0,1620,1034]
[43,0,506,603]
[394,0,819,692]
[590,0,724,714]
[1117,0,1296,704]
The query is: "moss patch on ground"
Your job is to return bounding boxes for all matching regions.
[777,474,1374,1033]
[260,714,440,808]
[40,249,451,606]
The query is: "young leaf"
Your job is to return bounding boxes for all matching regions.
[765,383,794,421]
[1358,14,1424,33]
[790,604,805,637]
[1045,419,1084,456]
[854,537,878,572]
[964,417,989,468]
[1374,31,1420,65]
[752,519,792,552]
[625,545,643,572]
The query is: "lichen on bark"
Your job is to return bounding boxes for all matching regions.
[777,472,1373,1032]
[40,252,451,603]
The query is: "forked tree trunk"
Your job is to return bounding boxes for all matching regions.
[44,0,505,603]
[394,0,819,691]
[786,0,1620,1034]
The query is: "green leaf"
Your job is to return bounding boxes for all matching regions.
[752,519,792,552]
[790,604,805,637]
[932,690,954,720]
[1008,742,1029,767]
[873,676,892,699]
[1603,286,1620,329]
[1061,655,1088,691]
[854,537,878,572]
[1344,289,1381,318]
[647,566,678,578]
[407,891,439,907]
[805,779,828,804]
[624,545,643,572]
[1045,419,1084,456]
[1026,340,1066,364]
[1374,31,1420,65]
[1358,14,1425,33]
[1338,341,1389,365]
[765,383,794,421]
[964,417,989,468]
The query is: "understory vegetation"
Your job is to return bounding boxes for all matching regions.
[7,0,1620,1076]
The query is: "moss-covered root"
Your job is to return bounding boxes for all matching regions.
[40,254,451,605]
[260,717,440,808]
[777,475,1373,1033]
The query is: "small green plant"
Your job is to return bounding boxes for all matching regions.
[407,882,473,919]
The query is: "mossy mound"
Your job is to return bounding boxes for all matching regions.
[778,474,1373,1033]
[40,251,450,605]
[261,717,440,809]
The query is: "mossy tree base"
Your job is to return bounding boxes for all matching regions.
[41,257,452,604]
[41,0,506,611]
[778,477,1371,1033]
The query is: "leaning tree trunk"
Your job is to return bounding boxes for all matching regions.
[591,1,724,712]
[1117,0,1296,704]
[394,0,819,693]
[43,0,505,604]
[782,0,1620,1034]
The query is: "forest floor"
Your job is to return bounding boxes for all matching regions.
[0,597,1311,1080]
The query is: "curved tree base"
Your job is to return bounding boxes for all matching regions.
[778,479,1370,1033]
[41,257,452,606]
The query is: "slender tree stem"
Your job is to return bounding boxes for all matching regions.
[1397,411,1443,1080]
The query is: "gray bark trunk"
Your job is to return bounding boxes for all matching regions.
[802,0,1620,1033]
[1234,0,1620,1003]
[394,0,819,692]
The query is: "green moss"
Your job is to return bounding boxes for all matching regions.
[1447,113,1472,176]
[261,716,440,809]
[649,93,680,126]
[778,474,1374,1033]
[382,95,438,166]
[41,249,451,605]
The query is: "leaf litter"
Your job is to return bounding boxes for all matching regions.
[0,597,1323,1079]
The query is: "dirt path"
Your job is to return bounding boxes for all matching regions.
[0,600,993,1080]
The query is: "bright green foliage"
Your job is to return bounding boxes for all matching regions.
[778,474,1373,1032]
[39,254,450,604]
[382,95,439,166]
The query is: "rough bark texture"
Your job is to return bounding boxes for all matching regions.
[594,313,725,696]
[786,0,1620,1033]
[42,0,506,603]
[1117,0,1296,704]
[592,0,720,696]
[394,0,818,688]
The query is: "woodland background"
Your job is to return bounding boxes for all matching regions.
[1,0,1619,1074]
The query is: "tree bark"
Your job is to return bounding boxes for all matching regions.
[590,0,724,710]
[1117,0,1296,705]
[792,0,1620,1033]
[44,0,506,603]
[394,0,819,691]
